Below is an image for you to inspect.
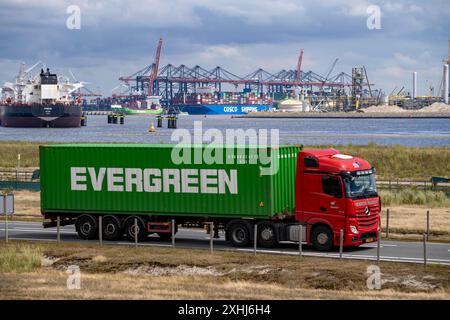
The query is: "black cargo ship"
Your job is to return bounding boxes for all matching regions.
[0,103,82,127]
[0,68,82,128]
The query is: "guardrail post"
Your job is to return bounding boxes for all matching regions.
[57,216,60,243]
[99,216,102,246]
[339,229,344,260]
[134,218,138,248]
[376,231,381,265]
[386,209,390,238]
[209,222,214,253]
[4,203,8,243]
[423,233,427,270]
[171,219,175,248]
[426,210,430,241]
[254,224,258,256]
[298,225,303,258]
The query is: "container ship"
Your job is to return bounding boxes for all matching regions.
[0,67,82,128]
[172,91,273,115]
[111,96,163,115]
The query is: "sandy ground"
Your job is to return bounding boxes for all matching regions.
[1,242,449,300]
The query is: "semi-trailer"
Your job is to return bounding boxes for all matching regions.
[40,144,380,251]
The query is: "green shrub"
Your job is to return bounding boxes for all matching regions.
[380,189,450,207]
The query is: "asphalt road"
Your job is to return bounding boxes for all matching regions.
[1,221,450,266]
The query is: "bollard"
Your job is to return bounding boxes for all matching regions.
[209,222,214,253]
[171,219,175,248]
[80,113,87,126]
[113,115,118,124]
[57,216,61,243]
[120,115,124,125]
[107,114,112,124]
[423,233,427,269]
[298,225,303,257]
[99,216,103,246]
[386,209,390,238]
[339,229,344,260]
[426,210,430,241]
[172,116,177,129]
[134,218,138,248]
[376,231,381,265]
[157,116,163,128]
[254,224,258,256]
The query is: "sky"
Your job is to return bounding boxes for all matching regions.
[0,0,449,96]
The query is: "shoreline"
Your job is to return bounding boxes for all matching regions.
[236,112,450,119]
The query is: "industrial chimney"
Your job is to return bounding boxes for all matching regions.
[444,64,449,104]
[412,71,417,100]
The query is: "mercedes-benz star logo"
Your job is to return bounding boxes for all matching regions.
[365,206,371,216]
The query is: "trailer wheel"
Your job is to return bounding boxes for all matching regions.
[102,216,122,241]
[227,222,250,247]
[124,217,147,242]
[311,225,333,251]
[75,214,98,240]
[257,222,277,248]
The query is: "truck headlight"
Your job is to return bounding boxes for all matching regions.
[350,225,359,234]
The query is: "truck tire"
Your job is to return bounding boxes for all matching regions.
[311,225,333,251]
[227,222,251,247]
[75,214,98,240]
[257,222,277,248]
[102,215,122,241]
[124,217,147,242]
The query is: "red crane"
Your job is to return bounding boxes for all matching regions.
[296,49,304,82]
[148,38,163,96]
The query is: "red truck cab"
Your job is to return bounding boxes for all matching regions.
[295,149,381,251]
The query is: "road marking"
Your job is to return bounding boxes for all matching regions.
[0,228,77,234]
[363,244,397,248]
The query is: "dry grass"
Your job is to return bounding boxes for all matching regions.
[0,241,449,300]
[0,141,41,168]
[305,143,450,180]
[380,189,449,207]
[0,244,42,273]
[380,206,450,241]
[7,190,42,221]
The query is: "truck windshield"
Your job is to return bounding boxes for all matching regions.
[343,174,377,199]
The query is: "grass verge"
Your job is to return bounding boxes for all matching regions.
[0,244,42,273]
[0,241,449,299]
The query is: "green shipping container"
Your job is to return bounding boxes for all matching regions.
[40,144,302,219]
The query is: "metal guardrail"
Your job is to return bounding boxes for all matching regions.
[0,169,40,191]
[0,169,39,182]
[377,179,450,192]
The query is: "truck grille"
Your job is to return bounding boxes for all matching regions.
[356,207,378,229]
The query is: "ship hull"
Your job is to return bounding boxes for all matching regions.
[0,104,82,128]
[177,104,272,115]
[122,107,163,115]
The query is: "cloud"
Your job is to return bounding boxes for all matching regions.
[0,0,449,96]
